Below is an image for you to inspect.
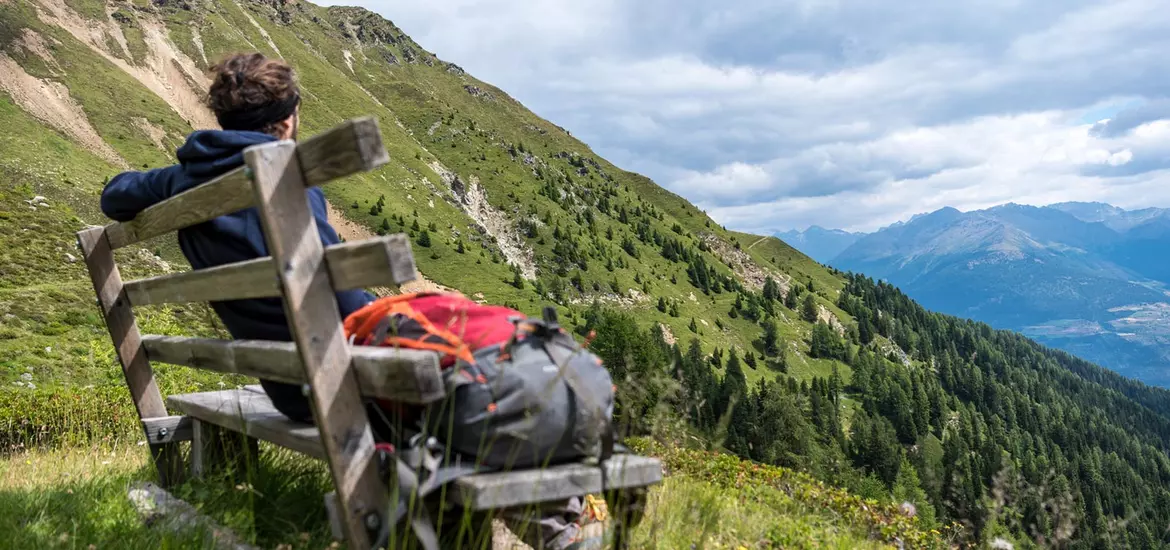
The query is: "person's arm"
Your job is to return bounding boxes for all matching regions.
[307,189,376,313]
[99,166,184,222]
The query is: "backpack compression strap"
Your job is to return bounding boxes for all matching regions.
[534,308,616,489]
[372,435,485,550]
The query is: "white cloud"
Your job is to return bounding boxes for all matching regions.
[320,0,1170,234]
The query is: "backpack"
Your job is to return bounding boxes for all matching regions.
[343,292,615,469]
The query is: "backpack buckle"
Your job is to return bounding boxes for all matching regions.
[541,306,560,331]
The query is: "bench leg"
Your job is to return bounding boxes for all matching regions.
[608,488,649,550]
[190,420,259,481]
[151,442,185,489]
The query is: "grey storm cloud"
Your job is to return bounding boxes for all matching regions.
[320,0,1170,233]
[1090,99,1170,138]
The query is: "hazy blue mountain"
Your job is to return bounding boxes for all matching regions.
[776,226,864,264]
[832,203,1170,386]
[1049,201,1167,232]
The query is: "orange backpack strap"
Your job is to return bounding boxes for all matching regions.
[345,293,475,364]
[345,292,438,343]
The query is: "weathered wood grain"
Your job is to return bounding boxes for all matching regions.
[451,456,665,510]
[123,234,416,306]
[246,140,384,548]
[297,116,390,185]
[104,117,389,249]
[141,336,445,404]
[77,226,182,487]
[170,389,325,460]
[141,415,193,445]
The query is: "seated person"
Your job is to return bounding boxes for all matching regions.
[101,52,349,424]
[99,52,601,550]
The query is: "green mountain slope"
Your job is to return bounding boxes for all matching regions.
[0,0,838,392]
[2,1,1170,548]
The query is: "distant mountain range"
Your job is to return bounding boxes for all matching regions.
[775,226,863,263]
[782,202,1170,386]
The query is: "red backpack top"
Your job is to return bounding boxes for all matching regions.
[343,292,524,368]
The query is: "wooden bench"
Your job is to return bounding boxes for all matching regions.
[76,117,663,549]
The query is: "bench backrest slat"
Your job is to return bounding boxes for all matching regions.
[244,140,384,547]
[141,336,445,404]
[104,117,387,249]
[124,234,416,306]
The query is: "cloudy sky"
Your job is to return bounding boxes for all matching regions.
[320,0,1170,233]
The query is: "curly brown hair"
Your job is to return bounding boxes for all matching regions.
[207,52,299,135]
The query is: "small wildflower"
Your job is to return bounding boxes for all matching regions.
[137,441,146,446]
[101,460,111,465]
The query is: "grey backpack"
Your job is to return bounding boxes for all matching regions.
[355,299,616,469]
[360,303,617,549]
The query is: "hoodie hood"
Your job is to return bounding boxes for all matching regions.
[176,130,277,180]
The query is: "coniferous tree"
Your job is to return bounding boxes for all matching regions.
[892,457,937,529]
[784,285,799,310]
[416,230,431,247]
[850,410,902,486]
[763,277,780,302]
[809,322,846,360]
[801,293,818,322]
[762,319,782,356]
[858,318,875,344]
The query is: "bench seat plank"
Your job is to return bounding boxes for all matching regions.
[168,389,663,510]
[168,388,325,460]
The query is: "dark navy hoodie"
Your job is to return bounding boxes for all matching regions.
[101,130,374,422]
